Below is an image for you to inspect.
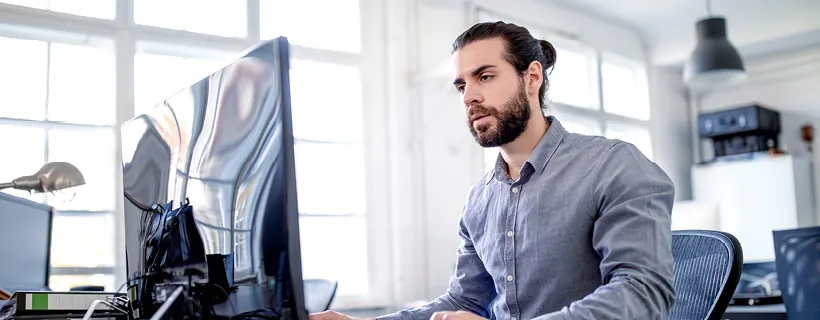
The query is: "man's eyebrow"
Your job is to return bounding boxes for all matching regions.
[471,64,496,77]
[453,64,497,86]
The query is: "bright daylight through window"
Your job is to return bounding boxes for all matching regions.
[478,11,653,173]
[0,34,119,290]
[0,0,373,306]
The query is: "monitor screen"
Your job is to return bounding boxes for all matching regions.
[121,37,305,317]
[0,192,53,292]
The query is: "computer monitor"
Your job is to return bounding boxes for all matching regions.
[0,192,53,293]
[121,37,307,318]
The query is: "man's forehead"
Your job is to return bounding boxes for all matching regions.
[452,38,507,75]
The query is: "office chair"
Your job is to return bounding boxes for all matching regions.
[669,230,743,320]
[303,279,339,314]
[773,226,820,320]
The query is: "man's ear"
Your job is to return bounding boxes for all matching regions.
[525,61,543,94]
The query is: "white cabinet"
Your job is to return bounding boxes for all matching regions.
[691,155,817,262]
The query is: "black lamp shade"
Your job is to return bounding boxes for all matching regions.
[684,17,746,87]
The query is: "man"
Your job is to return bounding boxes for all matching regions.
[312,21,676,320]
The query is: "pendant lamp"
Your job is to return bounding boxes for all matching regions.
[683,0,746,88]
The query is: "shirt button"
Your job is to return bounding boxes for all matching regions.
[511,317,517,320]
[507,231,514,237]
[507,275,514,281]
[511,186,519,193]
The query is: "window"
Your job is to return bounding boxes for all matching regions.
[548,46,599,109]
[477,9,653,171]
[0,0,115,19]
[0,36,117,290]
[289,59,368,296]
[4,0,378,307]
[550,110,603,136]
[134,0,247,37]
[49,43,116,125]
[0,125,46,203]
[134,52,225,115]
[299,215,369,295]
[259,0,361,52]
[0,37,47,121]
[601,53,650,121]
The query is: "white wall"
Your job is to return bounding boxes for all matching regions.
[649,66,693,200]
[698,46,820,116]
[381,0,691,306]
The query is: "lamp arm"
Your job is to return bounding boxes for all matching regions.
[0,182,14,190]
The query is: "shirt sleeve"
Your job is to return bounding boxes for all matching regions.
[376,207,497,320]
[533,141,676,320]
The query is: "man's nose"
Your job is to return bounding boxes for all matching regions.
[462,85,484,107]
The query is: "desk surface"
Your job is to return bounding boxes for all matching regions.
[211,285,275,316]
[725,304,786,313]
[723,303,787,320]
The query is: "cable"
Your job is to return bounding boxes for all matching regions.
[231,308,283,320]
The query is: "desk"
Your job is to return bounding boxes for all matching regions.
[722,304,787,320]
[211,285,275,317]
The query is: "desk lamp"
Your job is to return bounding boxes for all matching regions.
[0,162,85,193]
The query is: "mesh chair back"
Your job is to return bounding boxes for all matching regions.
[773,226,820,320]
[669,230,743,320]
[303,279,339,314]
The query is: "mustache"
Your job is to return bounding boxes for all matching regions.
[468,105,497,118]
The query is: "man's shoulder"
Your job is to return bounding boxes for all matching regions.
[560,131,630,158]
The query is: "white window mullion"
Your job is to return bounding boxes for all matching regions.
[114,0,135,291]
[247,0,261,42]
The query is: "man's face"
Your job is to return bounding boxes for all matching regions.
[452,38,531,148]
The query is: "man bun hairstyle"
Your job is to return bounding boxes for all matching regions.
[452,21,557,110]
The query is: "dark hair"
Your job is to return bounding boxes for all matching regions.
[452,21,557,110]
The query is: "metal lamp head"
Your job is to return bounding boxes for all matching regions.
[10,162,86,193]
[683,17,747,89]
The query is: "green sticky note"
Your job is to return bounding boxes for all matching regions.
[31,293,48,310]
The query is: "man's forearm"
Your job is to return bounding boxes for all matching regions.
[532,267,675,320]
[374,293,471,320]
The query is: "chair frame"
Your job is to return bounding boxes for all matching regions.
[672,229,744,320]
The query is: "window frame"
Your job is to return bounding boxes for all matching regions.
[0,0,389,309]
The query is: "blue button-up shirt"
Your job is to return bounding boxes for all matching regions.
[378,117,676,320]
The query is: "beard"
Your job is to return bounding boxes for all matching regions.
[467,81,531,148]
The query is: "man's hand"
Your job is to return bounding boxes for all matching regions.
[429,311,487,320]
[309,310,362,320]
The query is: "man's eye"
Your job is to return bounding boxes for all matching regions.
[456,85,465,92]
[480,74,493,81]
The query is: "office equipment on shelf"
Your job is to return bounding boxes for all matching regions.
[0,290,127,319]
[698,104,781,160]
[0,192,53,293]
[668,230,743,320]
[773,226,820,320]
[691,154,817,263]
[121,36,308,319]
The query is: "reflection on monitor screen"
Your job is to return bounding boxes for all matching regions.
[121,37,306,317]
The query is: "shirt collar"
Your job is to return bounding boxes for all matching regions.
[487,115,566,184]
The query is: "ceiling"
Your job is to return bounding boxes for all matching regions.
[544,0,820,65]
